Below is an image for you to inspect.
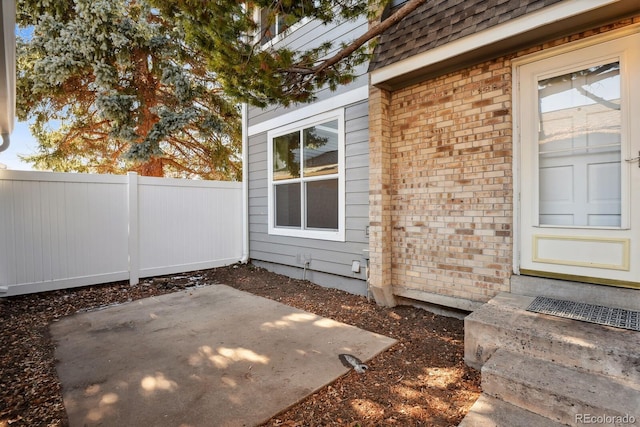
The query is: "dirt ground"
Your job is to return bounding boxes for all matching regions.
[0,264,481,426]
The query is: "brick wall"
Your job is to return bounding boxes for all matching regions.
[369,18,640,307]
[368,86,396,306]
[386,56,513,304]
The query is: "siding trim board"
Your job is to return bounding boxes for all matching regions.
[252,259,368,296]
[248,86,368,136]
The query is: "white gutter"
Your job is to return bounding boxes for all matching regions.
[0,0,15,153]
[0,134,9,153]
[240,103,249,264]
[0,0,13,287]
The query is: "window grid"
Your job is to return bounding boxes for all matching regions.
[267,110,345,241]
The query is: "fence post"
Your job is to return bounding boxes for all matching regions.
[128,172,140,285]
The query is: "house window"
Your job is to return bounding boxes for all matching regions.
[260,8,296,45]
[268,110,345,241]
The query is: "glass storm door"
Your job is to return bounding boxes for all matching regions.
[518,31,640,288]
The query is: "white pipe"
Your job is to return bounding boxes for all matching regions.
[0,0,16,143]
[0,133,8,152]
[240,103,249,264]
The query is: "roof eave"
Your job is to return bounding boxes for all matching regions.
[371,0,640,91]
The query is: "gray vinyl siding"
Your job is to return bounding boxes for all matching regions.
[246,13,370,285]
[248,100,369,281]
[248,15,369,126]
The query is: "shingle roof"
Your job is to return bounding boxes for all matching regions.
[369,0,564,71]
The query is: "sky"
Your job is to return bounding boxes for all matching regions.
[0,25,36,171]
[0,120,37,171]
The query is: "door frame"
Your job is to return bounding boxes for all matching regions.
[512,24,640,288]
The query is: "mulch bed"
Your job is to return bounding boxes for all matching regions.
[0,263,480,426]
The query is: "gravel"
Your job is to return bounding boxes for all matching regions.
[0,263,480,426]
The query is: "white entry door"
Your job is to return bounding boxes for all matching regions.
[517,30,640,288]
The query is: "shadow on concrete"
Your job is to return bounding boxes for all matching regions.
[51,285,397,427]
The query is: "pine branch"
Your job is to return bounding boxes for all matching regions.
[310,0,426,74]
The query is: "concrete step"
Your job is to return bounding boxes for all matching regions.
[482,348,640,425]
[511,275,640,311]
[458,394,565,427]
[464,293,640,386]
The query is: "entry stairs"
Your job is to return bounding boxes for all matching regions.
[459,290,640,426]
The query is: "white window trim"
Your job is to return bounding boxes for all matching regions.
[263,18,310,48]
[514,25,639,229]
[252,7,311,49]
[267,109,346,241]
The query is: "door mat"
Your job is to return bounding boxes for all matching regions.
[527,296,640,332]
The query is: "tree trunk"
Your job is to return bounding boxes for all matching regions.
[137,157,164,177]
[132,47,163,177]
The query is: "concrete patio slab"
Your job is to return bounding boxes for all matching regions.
[50,285,396,427]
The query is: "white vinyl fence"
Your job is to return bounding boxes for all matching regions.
[0,170,243,296]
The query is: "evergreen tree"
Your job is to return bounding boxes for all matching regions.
[151,0,427,107]
[17,0,241,179]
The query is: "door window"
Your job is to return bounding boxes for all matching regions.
[537,62,622,227]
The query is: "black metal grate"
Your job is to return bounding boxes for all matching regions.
[527,296,640,332]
